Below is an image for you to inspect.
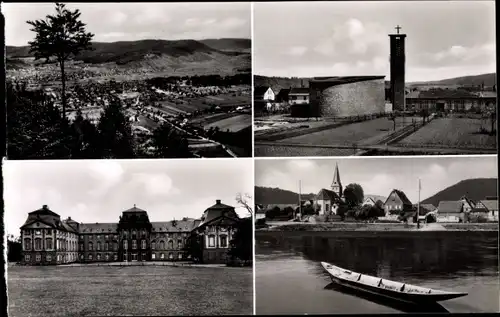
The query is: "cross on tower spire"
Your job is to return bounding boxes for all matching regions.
[395,25,402,34]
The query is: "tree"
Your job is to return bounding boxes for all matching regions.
[336,204,348,221]
[7,82,73,159]
[236,193,253,217]
[27,3,94,118]
[227,217,252,266]
[7,235,22,263]
[68,110,100,158]
[343,183,365,208]
[183,232,203,263]
[152,124,191,158]
[97,100,135,158]
[419,108,429,124]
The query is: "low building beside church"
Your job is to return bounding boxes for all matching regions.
[20,200,240,265]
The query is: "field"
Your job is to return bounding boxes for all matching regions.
[275,117,421,146]
[205,114,251,132]
[397,118,497,149]
[254,144,358,157]
[7,265,252,317]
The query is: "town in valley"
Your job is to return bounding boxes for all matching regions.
[5,2,252,159]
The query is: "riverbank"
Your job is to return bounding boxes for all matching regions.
[257,221,499,232]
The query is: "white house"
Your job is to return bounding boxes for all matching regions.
[254,86,275,101]
[477,200,499,222]
[436,201,463,223]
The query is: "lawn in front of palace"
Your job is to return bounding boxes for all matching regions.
[7,265,253,316]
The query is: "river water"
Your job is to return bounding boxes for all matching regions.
[256,231,499,314]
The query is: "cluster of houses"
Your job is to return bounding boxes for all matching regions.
[256,163,499,224]
[254,84,309,114]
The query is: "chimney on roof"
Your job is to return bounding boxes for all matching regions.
[216,199,221,204]
[68,217,72,220]
[43,205,48,209]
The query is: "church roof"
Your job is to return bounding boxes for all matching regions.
[316,188,340,201]
[331,163,342,188]
[310,76,386,88]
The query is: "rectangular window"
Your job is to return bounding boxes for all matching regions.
[208,236,215,248]
[25,254,30,262]
[36,254,41,262]
[132,240,137,250]
[152,253,156,260]
[89,254,93,260]
[89,243,93,251]
[97,242,101,251]
[97,254,101,260]
[220,236,227,248]
[35,230,41,235]
[46,255,52,262]
[105,254,109,261]
[46,238,53,250]
[24,238,32,251]
[123,240,128,249]
[35,238,42,251]
[160,253,165,259]
[114,254,118,261]
[141,240,146,250]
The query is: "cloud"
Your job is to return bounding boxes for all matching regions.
[131,173,179,197]
[220,17,247,29]
[109,11,128,25]
[287,46,308,56]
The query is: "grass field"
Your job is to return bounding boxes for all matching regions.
[205,114,251,132]
[397,118,497,148]
[7,265,252,317]
[276,117,421,145]
[254,144,358,157]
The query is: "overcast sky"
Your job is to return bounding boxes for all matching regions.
[3,2,250,46]
[3,159,254,237]
[254,1,496,82]
[255,156,497,203]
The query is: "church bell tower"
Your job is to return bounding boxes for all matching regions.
[331,163,343,198]
[389,25,406,112]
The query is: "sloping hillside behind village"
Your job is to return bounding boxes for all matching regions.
[421,178,498,206]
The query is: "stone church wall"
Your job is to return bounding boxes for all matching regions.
[311,79,385,117]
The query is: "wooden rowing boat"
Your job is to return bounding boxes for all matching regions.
[321,262,467,303]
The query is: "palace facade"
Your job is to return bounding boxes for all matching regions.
[20,200,241,265]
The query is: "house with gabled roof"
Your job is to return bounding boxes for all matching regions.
[436,201,464,223]
[383,189,413,220]
[476,199,499,221]
[460,196,476,213]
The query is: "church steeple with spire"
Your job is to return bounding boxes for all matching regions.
[331,163,343,198]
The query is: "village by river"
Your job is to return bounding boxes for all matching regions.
[255,231,499,314]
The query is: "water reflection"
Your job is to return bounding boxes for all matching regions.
[324,283,450,313]
[257,231,499,281]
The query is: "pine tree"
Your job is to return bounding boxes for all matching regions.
[27,3,94,118]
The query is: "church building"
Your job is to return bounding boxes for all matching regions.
[19,200,240,265]
[315,163,345,215]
